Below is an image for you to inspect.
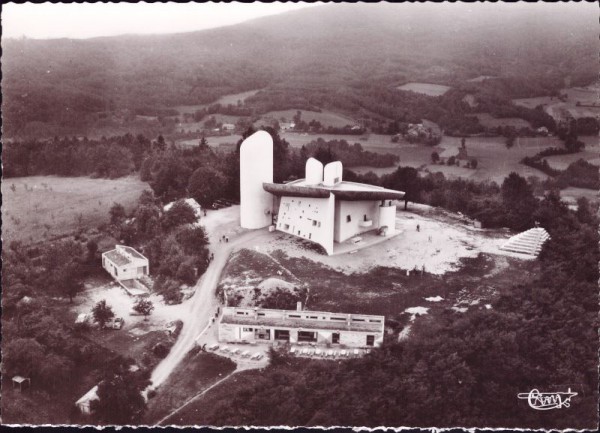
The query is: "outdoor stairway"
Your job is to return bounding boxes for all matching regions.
[500,227,550,257]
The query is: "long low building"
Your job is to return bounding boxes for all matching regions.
[218,305,385,348]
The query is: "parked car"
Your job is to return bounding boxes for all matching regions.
[105,317,125,330]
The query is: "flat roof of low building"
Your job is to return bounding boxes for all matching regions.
[104,249,130,267]
[119,245,146,260]
[263,179,405,201]
[221,307,384,333]
[221,314,382,333]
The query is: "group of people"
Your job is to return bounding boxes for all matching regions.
[218,235,229,243]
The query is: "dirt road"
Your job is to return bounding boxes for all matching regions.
[150,224,265,389]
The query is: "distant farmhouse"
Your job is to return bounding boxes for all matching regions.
[239,131,405,254]
[102,245,150,296]
[221,123,236,131]
[280,121,295,131]
[219,304,385,348]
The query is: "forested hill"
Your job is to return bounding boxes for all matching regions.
[2,2,597,137]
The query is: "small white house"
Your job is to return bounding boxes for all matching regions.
[280,122,296,131]
[221,123,236,131]
[76,385,99,415]
[102,245,149,281]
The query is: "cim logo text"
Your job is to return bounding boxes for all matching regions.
[517,388,577,410]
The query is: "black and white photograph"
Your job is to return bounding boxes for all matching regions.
[1,1,598,430]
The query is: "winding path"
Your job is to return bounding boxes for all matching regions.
[150,228,265,389]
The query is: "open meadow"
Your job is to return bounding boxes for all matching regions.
[172,89,262,115]
[396,82,451,96]
[513,85,600,122]
[471,112,531,129]
[1,175,149,245]
[354,135,561,183]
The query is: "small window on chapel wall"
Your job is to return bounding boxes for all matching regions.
[346,215,351,223]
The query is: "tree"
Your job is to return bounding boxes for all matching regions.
[447,155,456,166]
[133,298,154,321]
[4,338,45,378]
[382,166,421,210]
[176,261,197,285]
[109,203,126,225]
[154,134,166,152]
[461,137,466,149]
[575,197,594,225]
[501,173,538,230]
[313,146,337,165]
[505,134,516,149]
[431,151,440,164]
[470,158,478,169]
[176,225,209,255]
[188,166,227,207]
[162,200,197,230]
[91,363,150,424]
[86,240,98,262]
[92,300,115,329]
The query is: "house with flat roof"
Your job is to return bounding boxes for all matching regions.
[239,131,405,254]
[218,304,385,348]
[102,245,149,282]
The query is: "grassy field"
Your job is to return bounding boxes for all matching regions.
[558,187,599,208]
[397,82,451,96]
[472,113,531,129]
[354,135,561,183]
[145,349,236,424]
[513,85,600,121]
[466,75,497,82]
[255,109,357,128]
[1,175,149,245]
[177,134,243,149]
[173,89,261,115]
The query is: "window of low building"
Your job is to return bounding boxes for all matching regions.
[366,335,375,346]
[346,215,351,223]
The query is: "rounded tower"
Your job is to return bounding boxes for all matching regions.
[240,131,274,229]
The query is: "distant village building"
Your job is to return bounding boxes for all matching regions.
[239,131,405,255]
[221,123,236,131]
[218,304,385,348]
[280,121,296,131]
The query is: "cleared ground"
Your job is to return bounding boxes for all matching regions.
[1,175,150,245]
[396,82,451,96]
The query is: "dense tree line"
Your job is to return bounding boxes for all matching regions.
[2,134,159,178]
[302,138,399,168]
[1,236,154,423]
[108,192,210,304]
[184,182,599,429]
